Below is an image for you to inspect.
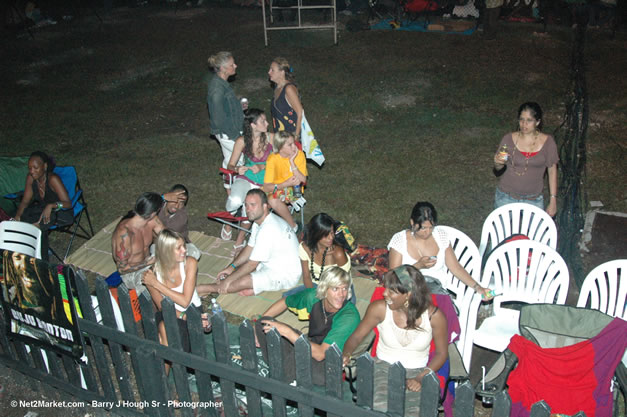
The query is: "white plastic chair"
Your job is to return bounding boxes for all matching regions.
[0,221,42,259]
[438,225,485,373]
[473,240,569,353]
[577,259,627,320]
[478,203,557,260]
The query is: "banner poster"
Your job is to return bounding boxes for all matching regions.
[1,250,84,358]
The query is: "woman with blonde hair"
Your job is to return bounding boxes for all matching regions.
[262,130,307,232]
[207,51,245,241]
[142,230,205,358]
[256,266,360,385]
[268,57,304,139]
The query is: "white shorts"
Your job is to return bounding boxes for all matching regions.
[215,133,244,189]
[251,266,300,295]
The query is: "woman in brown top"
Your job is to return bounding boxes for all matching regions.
[493,102,559,217]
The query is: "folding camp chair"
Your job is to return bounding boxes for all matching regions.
[3,166,94,262]
[207,168,306,235]
[476,304,627,417]
[48,166,95,262]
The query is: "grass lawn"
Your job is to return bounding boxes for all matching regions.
[1,5,625,259]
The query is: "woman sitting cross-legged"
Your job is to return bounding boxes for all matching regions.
[225,108,275,251]
[256,266,360,386]
[342,265,448,415]
[142,230,207,370]
[300,213,351,289]
[388,201,492,299]
[262,130,307,233]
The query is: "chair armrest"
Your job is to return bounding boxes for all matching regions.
[474,349,518,398]
[3,190,24,201]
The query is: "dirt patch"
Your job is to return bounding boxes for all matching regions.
[379,93,416,109]
[241,77,270,93]
[97,61,172,91]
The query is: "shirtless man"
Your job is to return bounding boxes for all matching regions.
[111,191,185,294]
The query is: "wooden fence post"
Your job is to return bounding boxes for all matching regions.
[325,344,343,417]
[492,390,512,417]
[188,306,215,417]
[529,400,551,417]
[265,327,287,417]
[135,344,169,417]
[419,371,440,417]
[239,320,262,417]
[95,277,135,401]
[294,335,314,417]
[387,362,406,417]
[160,298,193,417]
[453,381,475,417]
[116,283,152,408]
[355,354,374,409]
[211,312,239,417]
[73,270,117,402]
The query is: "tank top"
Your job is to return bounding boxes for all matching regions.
[376,306,433,369]
[241,142,273,185]
[271,83,298,133]
[31,174,61,206]
[157,262,202,313]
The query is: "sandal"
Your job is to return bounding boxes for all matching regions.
[233,242,247,251]
[220,224,232,240]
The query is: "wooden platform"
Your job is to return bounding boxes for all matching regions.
[66,218,378,329]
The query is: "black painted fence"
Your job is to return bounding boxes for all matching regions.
[0,268,588,417]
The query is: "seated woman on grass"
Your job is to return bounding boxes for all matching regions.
[142,230,207,368]
[342,265,448,415]
[262,130,307,233]
[256,267,359,386]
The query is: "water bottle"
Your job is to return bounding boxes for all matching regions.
[210,298,222,315]
[293,184,302,198]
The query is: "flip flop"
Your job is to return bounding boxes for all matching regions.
[221,224,232,240]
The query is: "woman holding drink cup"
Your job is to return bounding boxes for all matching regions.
[493,102,559,217]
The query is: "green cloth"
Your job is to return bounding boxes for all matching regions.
[285,288,360,351]
[0,156,29,215]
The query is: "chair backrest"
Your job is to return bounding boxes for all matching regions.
[0,221,42,259]
[437,225,484,372]
[519,303,614,349]
[577,259,627,320]
[482,240,569,316]
[478,203,557,259]
[53,166,83,216]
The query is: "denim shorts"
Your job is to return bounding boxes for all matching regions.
[494,188,544,210]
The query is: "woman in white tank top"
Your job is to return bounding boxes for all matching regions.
[342,265,448,414]
[142,230,204,369]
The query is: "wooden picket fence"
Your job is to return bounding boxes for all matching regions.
[0,267,589,417]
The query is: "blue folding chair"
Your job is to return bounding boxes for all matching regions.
[48,166,95,262]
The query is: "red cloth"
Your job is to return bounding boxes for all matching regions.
[507,318,627,417]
